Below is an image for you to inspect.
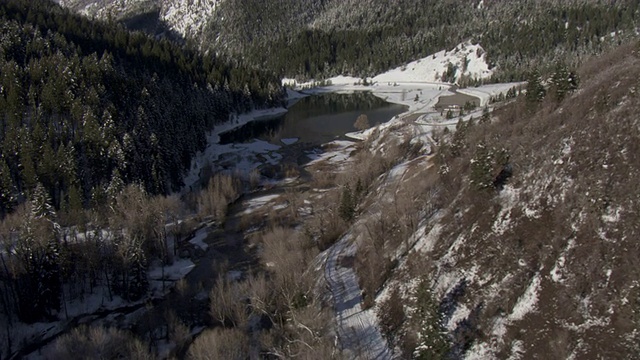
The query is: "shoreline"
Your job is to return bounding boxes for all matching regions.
[182,77,521,191]
[181,107,289,191]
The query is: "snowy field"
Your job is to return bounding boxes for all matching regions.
[372,42,493,83]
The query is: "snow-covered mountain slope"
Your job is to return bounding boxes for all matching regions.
[160,0,222,38]
[285,42,493,89]
[55,0,223,39]
[373,42,493,84]
[56,0,156,19]
[55,0,640,83]
[340,41,640,359]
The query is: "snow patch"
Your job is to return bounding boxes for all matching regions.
[280,137,299,145]
[324,234,392,358]
[415,223,442,253]
[241,194,280,215]
[447,304,471,331]
[387,162,410,182]
[465,342,496,360]
[602,206,622,223]
[550,256,566,283]
[492,186,519,235]
[227,270,243,282]
[306,140,356,166]
[188,227,209,251]
[508,273,541,321]
[286,88,307,101]
[507,340,526,360]
[148,258,196,282]
[550,238,575,283]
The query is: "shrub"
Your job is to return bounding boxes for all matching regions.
[188,328,249,360]
[53,326,151,360]
[197,173,239,224]
[354,114,370,131]
[378,285,405,346]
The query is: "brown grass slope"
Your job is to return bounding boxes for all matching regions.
[400,42,640,359]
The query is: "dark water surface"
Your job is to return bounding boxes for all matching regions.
[220,92,407,145]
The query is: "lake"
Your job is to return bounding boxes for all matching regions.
[220,92,407,146]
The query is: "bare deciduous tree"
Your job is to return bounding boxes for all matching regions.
[53,326,151,360]
[209,273,247,328]
[198,174,239,224]
[188,328,249,360]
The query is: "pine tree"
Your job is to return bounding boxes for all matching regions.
[339,184,355,222]
[525,69,546,109]
[127,250,148,301]
[413,280,449,360]
[13,190,62,322]
[470,142,494,190]
[0,157,17,213]
[32,183,56,222]
[378,285,405,346]
[550,62,570,102]
[480,106,490,124]
[64,184,85,228]
[446,110,454,119]
[470,142,510,190]
[550,62,580,102]
[106,169,124,211]
[354,178,365,201]
[450,118,468,157]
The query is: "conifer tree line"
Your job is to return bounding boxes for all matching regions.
[0,0,285,216]
[201,0,640,81]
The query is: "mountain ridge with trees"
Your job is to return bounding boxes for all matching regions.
[0,0,285,217]
[58,0,640,81]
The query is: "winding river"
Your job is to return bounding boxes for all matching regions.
[19,92,406,359]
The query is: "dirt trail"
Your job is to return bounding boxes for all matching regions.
[324,235,392,359]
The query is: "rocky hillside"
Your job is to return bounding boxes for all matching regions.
[55,0,221,38]
[342,42,640,359]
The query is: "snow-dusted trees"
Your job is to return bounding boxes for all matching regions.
[212,0,640,81]
[1,179,185,326]
[549,62,579,102]
[525,63,580,109]
[0,185,63,323]
[470,141,511,190]
[441,62,458,83]
[0,0,286,220]
[526,68,546,108]
[412,280,450,360]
